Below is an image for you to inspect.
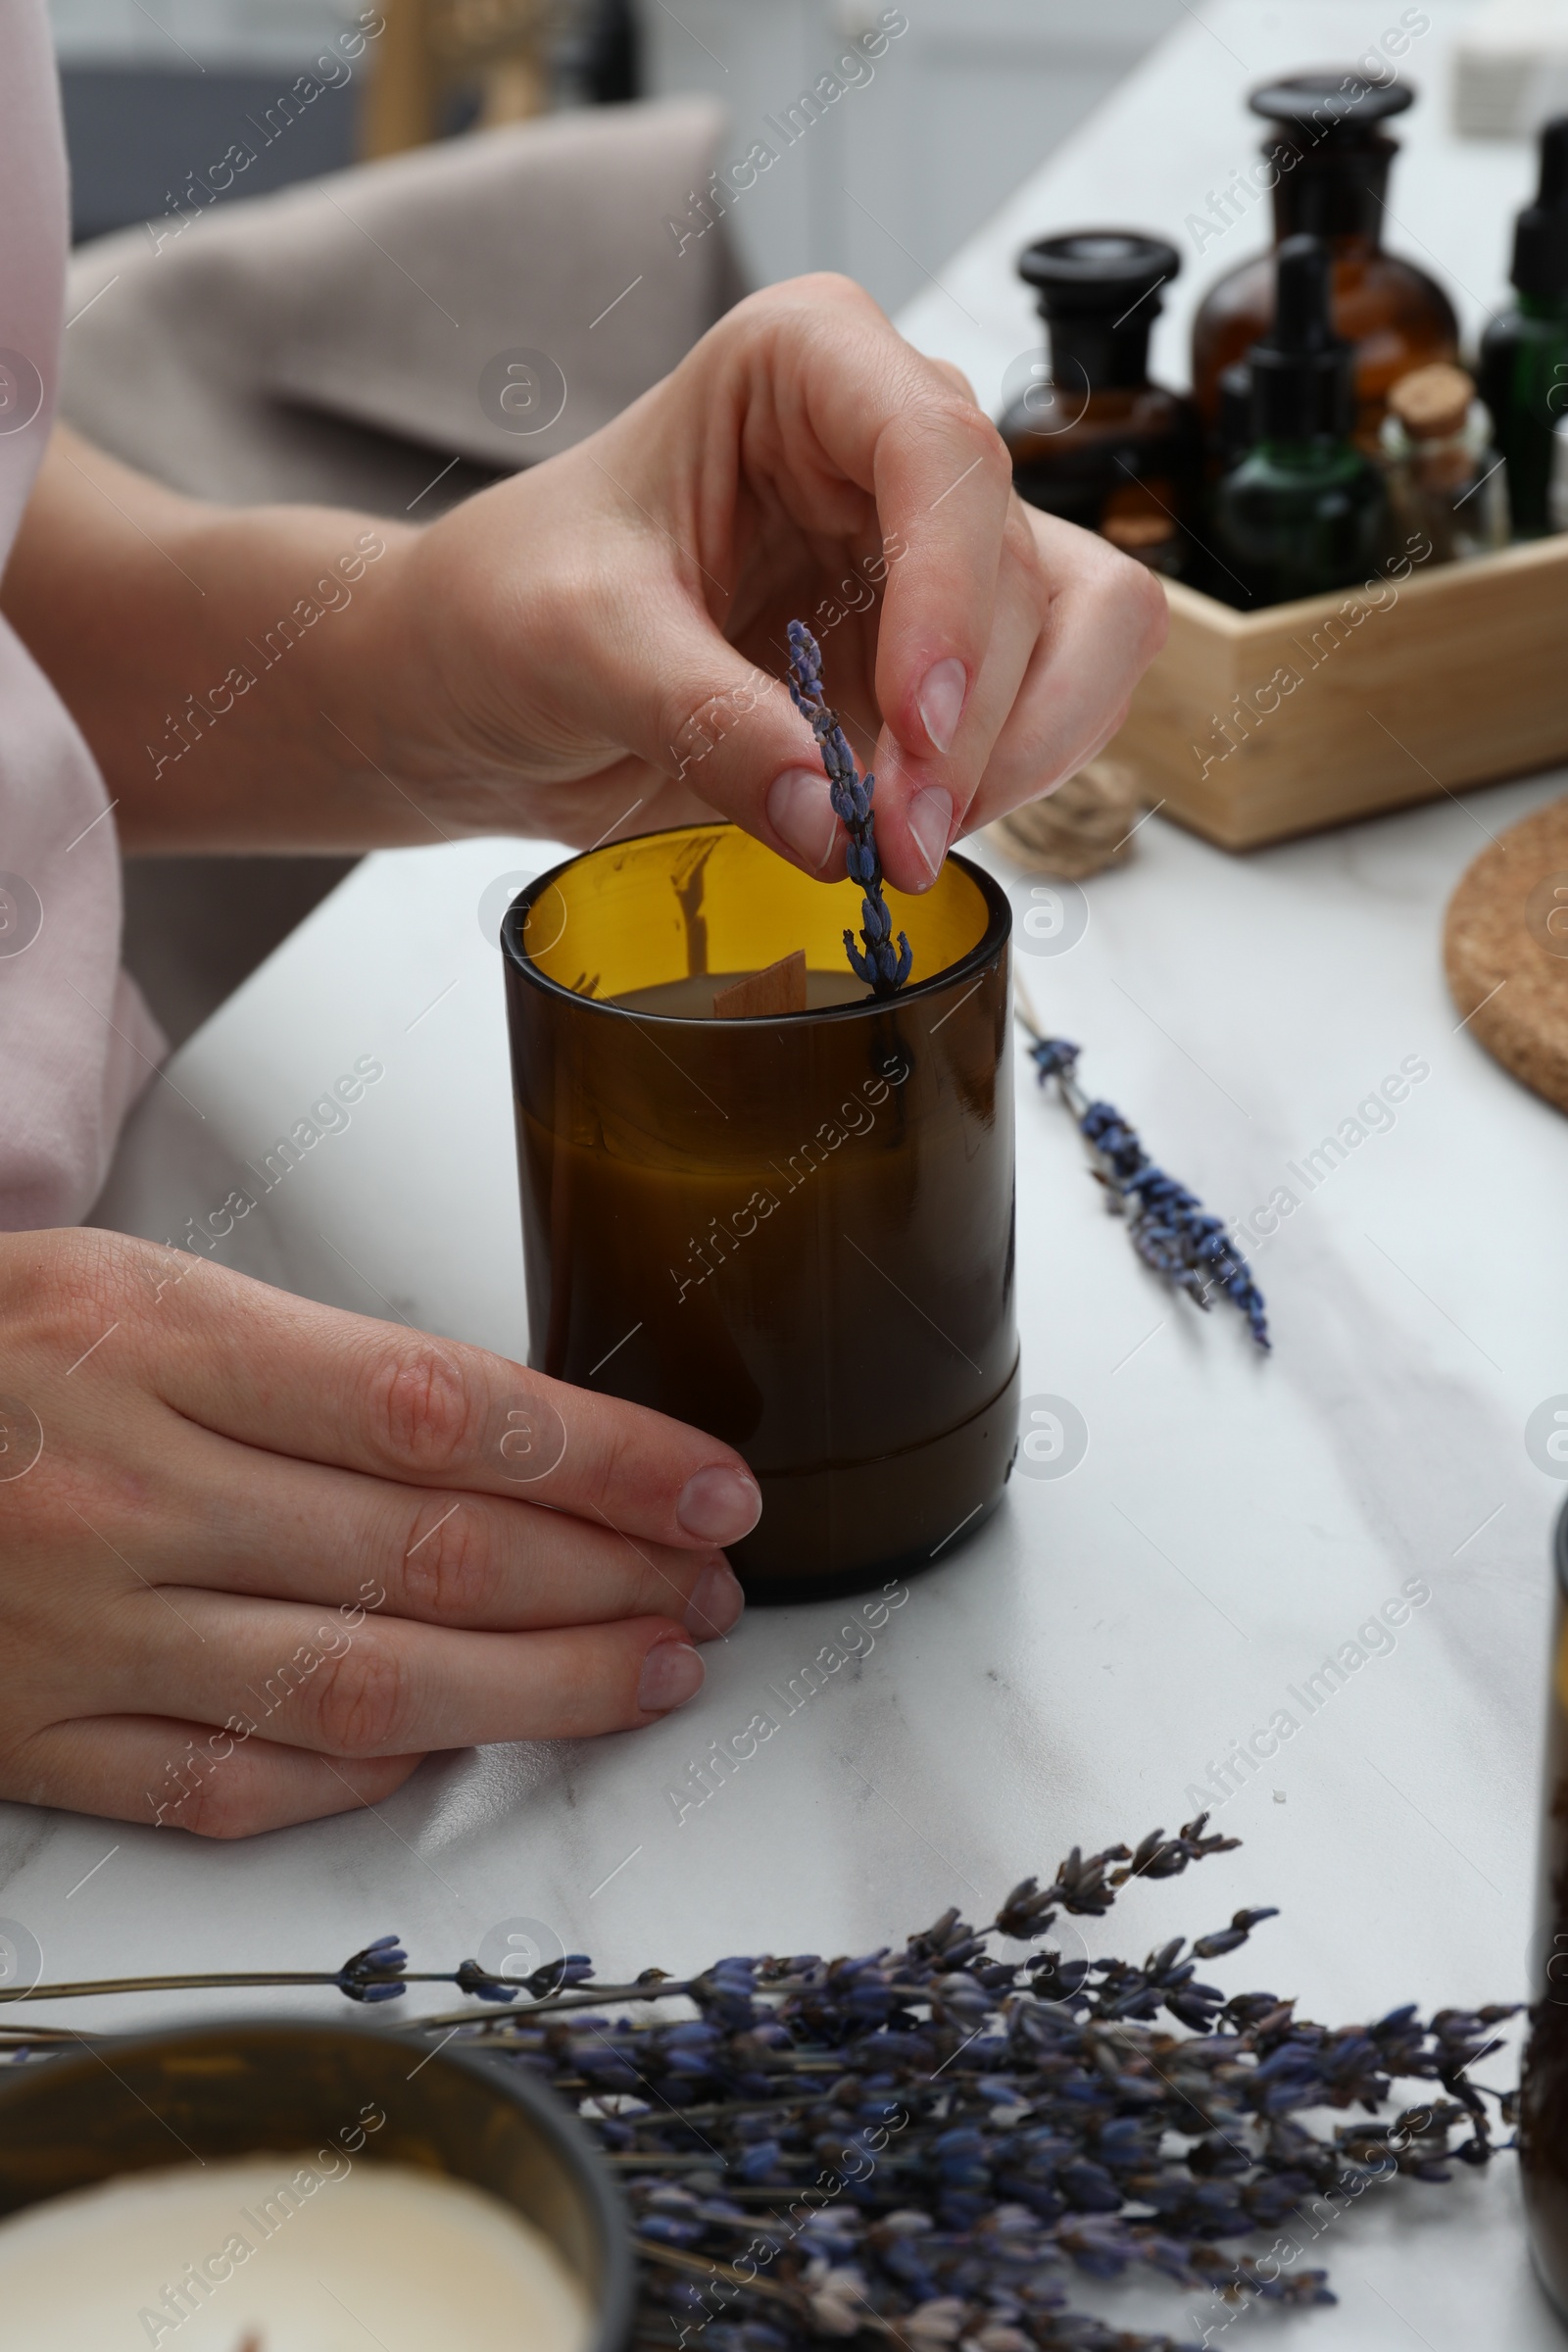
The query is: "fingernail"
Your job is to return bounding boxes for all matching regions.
[638,1638,705,1715]
[677,1464,762,1544]
[907,787,955,882]
[917,658,967,755]
[685,1559,745,1639]
[766,768,838,870]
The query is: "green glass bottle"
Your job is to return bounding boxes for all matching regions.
[1208,235,1389,609]
[1479,115,1568,539]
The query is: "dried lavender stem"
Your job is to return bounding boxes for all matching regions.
[785,620,911,997]
[1013,986,1269,1349]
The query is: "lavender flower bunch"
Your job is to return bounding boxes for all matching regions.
[1019,1011,1269,1351]
[786,620,911,998]
[1,1822,1515,2352]
[571,1827,1511,2352]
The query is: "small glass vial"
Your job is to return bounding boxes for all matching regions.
[1379,363,1507,562]
[1001,231,1202,576]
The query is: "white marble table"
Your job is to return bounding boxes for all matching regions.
[10,3,1568,2343]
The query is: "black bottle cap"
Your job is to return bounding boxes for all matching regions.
[1017,231,1181,318]
[1250,69,1413,146]
[1512,116,1568,299]
[1249,235,1355,441]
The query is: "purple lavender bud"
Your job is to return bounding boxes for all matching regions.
[335,1934,408,2002]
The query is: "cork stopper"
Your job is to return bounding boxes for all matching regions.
[1389,363,1474,441]
[1102,512,1176,555]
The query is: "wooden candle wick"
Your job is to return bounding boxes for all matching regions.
[712,951,808,1019]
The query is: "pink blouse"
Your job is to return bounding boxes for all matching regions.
[0,0,162,1231]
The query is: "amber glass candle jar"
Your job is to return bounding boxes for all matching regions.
[1523,1496,1568,2312]
[0,2018,632,2350]
[502,823,1018,1601]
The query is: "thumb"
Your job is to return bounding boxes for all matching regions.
[605,608,848,881]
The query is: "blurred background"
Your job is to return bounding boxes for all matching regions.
[50,0,1183,307]
[55,0,1559,1047]
[49,0,1186,1045]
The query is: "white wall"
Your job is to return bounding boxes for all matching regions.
[48,0,1183,313]
[49,0,360,66]
[637,0,1183,312]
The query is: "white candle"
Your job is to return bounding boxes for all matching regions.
[0,2150,595,2352]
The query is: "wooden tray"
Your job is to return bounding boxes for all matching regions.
[1107,533,1568,852]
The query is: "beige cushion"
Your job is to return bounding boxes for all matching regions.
[61,98,744,510]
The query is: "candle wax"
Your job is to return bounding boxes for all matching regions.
[611,970,867,1016]
[0,2153,593,2352]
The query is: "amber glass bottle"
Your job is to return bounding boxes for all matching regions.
[1001,232,1201,574]
[1191,73,1459,449]
[1522,1498,1568,2318]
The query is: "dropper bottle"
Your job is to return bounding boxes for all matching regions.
[1208,234,1389,609]
[1479,115,1568,538]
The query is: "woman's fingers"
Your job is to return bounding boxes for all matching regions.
[0,1231,731,1842]
[410,275,1164,902]
[869,529,1041,880]
[956,510,1168,830]
[560,581,854,883]
[9,1715,425,1838]
[853,401,1016,893]
[133,1256,761,1548]
[724,286,1017,895]
[117,1593,707,1755]
[523,280,1016,893]
[139,1418,746,1637]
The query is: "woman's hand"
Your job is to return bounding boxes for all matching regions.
[0,1229,755,1837]
[388,273,1168,894]
[10,278,1164,880]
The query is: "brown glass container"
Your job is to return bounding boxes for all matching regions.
[1002,231,1202,574]
[1191,73,1459,451]
[1523,1497,1568,2316]
[502,823,1018,1601]
[0,2017,633,2348]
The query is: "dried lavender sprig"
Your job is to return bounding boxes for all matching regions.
[0,1937,593,2012]
[0,1943,410,2008]
[1015,997,1268,1350]
[785,619,911,998]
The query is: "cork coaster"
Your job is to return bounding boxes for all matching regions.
[1444,796,1568,1113]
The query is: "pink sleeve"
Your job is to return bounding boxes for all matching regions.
[0,0,163,1231]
